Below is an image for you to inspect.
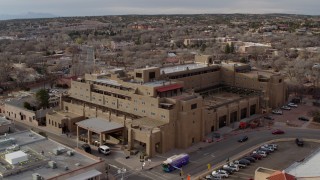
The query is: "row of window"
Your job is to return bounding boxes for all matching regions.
[169,69,219,79]
[48,119,61,128]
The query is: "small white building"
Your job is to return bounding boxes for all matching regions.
[5,151,28,165]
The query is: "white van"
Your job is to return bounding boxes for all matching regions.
[98,145,111,155]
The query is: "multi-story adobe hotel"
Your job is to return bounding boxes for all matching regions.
[46,55,287,157]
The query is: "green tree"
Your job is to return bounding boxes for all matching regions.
[36,89,49,108]
[23,102,32,110]
[230,43,235,53]
[225,44,231,54]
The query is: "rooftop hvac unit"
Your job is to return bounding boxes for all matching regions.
[67,151,74,156]
[75,163,81,167]
[48,161,57,169]
[52,147,65,155]
[32,173,43,180]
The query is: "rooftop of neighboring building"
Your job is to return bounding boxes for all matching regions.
[203,91,244,109]
[0,130,100,180]
[0,116,11,126]
[47,110,83,120]
[4,95,39,111]
[132,117,168,129]
[286,147,320,177]
[160,63,209,74]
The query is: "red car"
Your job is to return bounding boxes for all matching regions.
[272,129,285,135]
[250,153,263,160]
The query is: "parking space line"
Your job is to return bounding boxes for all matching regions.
[234,172,253,176]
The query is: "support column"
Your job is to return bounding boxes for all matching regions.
[88,130,92,145]
[146,133,152,157]
[128,127,133,150]
[77,125,79,148]
[99,133,103,146]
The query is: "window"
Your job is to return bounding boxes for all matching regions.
[279,79,282,83]
[191,103,197,109]
[149,72,156,79]
[136,73,142,78]
[151,112,156,116]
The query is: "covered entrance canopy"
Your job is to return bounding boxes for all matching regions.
[76,118,124,146]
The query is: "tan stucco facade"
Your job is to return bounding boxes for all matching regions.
[45,55,287,157]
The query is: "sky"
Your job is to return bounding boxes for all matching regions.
[0,0,319,17]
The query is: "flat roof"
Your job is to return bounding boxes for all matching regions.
[5,96,38,110]
[286,147,320,177]
[160,63,208,74]
[0,131,99,180]
[143,80,172,87]
[5,150,27,160]
[47,111,83,121]
[0,116,11,126]
[66,169,102,180]
[132,117,168,128]
[77,118,124,134]
[93,78,122,86]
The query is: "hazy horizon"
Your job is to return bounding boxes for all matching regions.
[0,0,319,20]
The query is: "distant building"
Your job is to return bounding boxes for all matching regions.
[0,116,13,134]
[255,167,295,180]
[4,95,56,126]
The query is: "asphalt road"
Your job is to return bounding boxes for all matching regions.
[141,127,320,180]
[13,121,320,180]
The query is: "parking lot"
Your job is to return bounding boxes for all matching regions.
[270,102,319,127]
[226,141,320,180]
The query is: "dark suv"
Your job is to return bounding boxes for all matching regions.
[295,138,304,147]
[80,144,92,153]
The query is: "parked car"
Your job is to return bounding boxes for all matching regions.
[80,144,91,154]
[242,156,256,163]
[98,145,111,155]
[259,147,272,154]
[238,159,251,165]
[223,164,239,172]
[252,150,267,157]
[291,98,301,104]
[288,103,298,108]
[281,106,291,110]
[263,144,278,150]
[261,145,274,152]
[250,153,263,160]
[264,115,274,120]
[296,138,304,147]
[232,161,247,168]
[298,116,309,121]
[205,174,222,180]
[272,110,283,115]
[212,170,229,178]
[238,135,248,142]
[233,159,250,168]
[272,129,285,135]
[221,166,235,174]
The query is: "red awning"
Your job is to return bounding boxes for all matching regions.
[156,84,182,92]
